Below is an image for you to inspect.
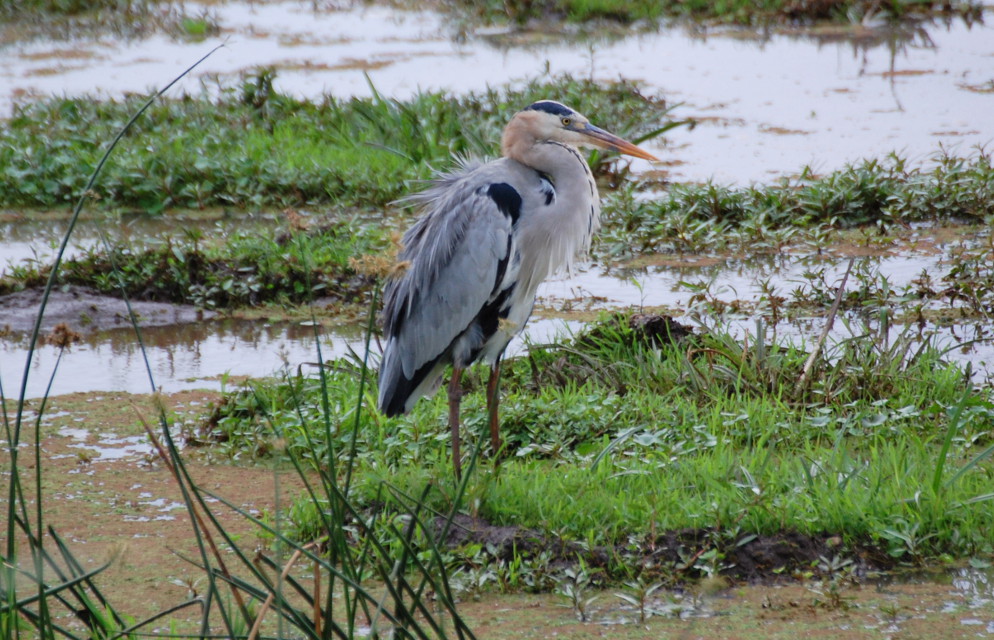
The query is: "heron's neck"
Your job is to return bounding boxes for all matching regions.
[502,134,594,193]
[502,134,601,292]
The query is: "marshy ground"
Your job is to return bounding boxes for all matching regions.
[2,1,994,638]
[6,387,994,638]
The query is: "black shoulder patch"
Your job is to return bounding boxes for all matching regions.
[525,100,574,117]
[487,182,522,224]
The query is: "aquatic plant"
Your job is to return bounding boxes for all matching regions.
[599,152,994,257]
[457,0,983,25]
[0,72,678,212]
[0,218,383,308]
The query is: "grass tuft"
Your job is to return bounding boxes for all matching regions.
[456,0,984,25]
[0,217,382,308]
[0,72,678,212]
[599,152,994,257]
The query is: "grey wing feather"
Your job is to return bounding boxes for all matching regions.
[380,161,513,405]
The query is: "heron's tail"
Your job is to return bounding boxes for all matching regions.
[377,338,446,417]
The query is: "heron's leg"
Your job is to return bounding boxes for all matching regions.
[448,367,464,480]
[486,356,502,456]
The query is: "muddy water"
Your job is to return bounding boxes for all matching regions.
[1,2,992,184]
[0,214,268,269]
[950,566,994,618]
[1,3,992,396]
[458,566,994,637]
[0,317,370,398]
[2,251,992,398]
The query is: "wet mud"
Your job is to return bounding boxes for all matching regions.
[6,389,994,638]
[0,389,304,632]
[438,513,887,583]
[0,285,212,334]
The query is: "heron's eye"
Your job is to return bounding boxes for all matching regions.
[561,117,571,127]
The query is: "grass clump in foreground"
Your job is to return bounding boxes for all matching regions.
[457,0,983,25]
[0,71,677,212]
[203,311,994,587]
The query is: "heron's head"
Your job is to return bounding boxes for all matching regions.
[501,100,658,162]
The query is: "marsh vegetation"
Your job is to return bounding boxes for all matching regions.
[457,0,985,25]
[2,5,993,638]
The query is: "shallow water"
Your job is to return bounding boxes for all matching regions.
[0,214,269,269]
[59,425,156,461]
[1,2,992,184]
[0,317,364,397]
[2,251,991,397]
[1,3,992,396]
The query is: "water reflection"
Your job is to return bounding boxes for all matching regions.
[2,249,992,398]
[0,213,275,270]
[952,566,994,610]
[0,318,367,398]
[540,252,994,382]
[0,2,990,185]
[547,252,950,314]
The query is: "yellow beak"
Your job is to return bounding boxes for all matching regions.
[582,124,659,161]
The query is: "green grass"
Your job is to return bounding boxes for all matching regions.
[203,312,994,578]
[0,217,383,308]
[4,149,991,314]
[2,0,155,16]
[599,153,994,257]
[0,0,218,41]
[457,0,983,25]
[0,73,677,212]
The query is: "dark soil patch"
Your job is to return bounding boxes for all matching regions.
[437,514,889,583]
[576,312,696,350]
[0,285,213,333]
[521,312,697,395]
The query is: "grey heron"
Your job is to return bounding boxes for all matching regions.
[378,100,658,478]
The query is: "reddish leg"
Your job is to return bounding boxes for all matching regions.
[486,358,502,457]
[447,367,464,480]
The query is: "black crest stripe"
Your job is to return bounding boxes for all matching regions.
[525,101,574,117]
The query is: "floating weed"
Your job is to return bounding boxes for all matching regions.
[943,238,994,319]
